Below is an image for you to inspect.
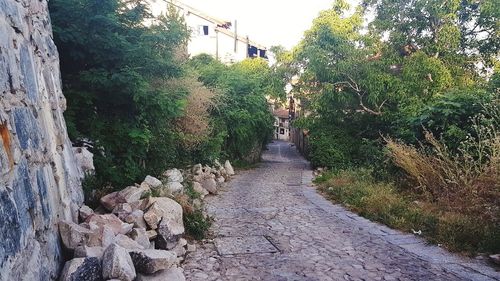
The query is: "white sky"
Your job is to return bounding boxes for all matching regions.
[152,0,336,49]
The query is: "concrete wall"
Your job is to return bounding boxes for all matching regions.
[0,0,83,280]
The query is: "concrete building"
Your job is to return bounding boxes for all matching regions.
[168,0,267,64]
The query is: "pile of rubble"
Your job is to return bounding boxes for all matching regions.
[58,160,235,281]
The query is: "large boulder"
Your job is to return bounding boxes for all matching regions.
[102,244,136,281]
[225,160,235,175]
[59,257,102,281]
[136,267,185,281]
[200,177,217,194]
[129,249,177,274]
[85,214,133,235]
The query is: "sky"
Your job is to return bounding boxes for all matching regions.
[151,0,336,49]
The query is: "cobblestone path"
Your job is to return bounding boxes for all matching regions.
[183,141,499,281]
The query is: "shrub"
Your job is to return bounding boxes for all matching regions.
[317,169,500,253]
[183,210,212,240]
[386,124,499,219]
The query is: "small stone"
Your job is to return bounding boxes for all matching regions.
[192,164,203,175]
[192,181,208,198]
[79,205,94,221]
[85,213,134,235]
[136,267,185,281]
[171,242,186,257]
[124,209,147,229]
[146,230,158,240]
[100,191,126,211]
[143,175,163,188]
[115,234,145,250]
[129,249,177,274]
[59,257,102,281]
[102,244,136,281]
[113,203,133,220]
[168,181,184,194]
[58,220,94,250]
[186,243,196,252]
[129,228,151,249]
[119,185,150,203]
[216,176,225,183]
[74,245,105,260]
[489,254,500,265]
[224,160,235,175]
[156,217,184,250]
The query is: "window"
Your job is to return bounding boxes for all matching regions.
[198,25,209,36]
[280,128,285,134]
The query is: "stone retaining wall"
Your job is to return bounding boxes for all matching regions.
[0,0,83,279]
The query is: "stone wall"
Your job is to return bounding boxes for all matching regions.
[0,0,83,280]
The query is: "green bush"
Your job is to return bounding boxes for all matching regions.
[183,210,212,240]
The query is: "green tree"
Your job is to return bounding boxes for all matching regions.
[50,0,190,187]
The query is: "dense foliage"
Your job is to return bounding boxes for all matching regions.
[286,0,499,253]
[50,0,281,188]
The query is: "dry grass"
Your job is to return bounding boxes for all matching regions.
[165,75,218,148]
[386,129,499,221]
[316,169,500,254]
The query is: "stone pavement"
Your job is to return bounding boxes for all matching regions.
[182,141,500,281]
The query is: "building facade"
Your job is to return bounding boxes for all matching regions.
[168,0,267,64]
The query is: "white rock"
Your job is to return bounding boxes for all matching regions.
[124,209,147,229]
[136,267,185,281]
[79,205,94,221]
[119,185,150,203]
[59,257,102,281]
[216,176,225,184]
[165,181,184,194]
[143,198,184,233]
[490,254,500,265]
[74,245,105,260]
[115,233,145,250]
[192,181,208,198]
[192,164,203,175]
[129,228,150,249]
[102,244,136,281]
[146,230,158,240]
[163,168,183,183]
[201,177,217,194]
[172,241,187,257]
[129,249,177,274]
[224,160,235,175]
[186,243,196,253]
[85,214,133,235]
[73,147,95,178]
[58,221,94,250]
[143,175,162,188]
